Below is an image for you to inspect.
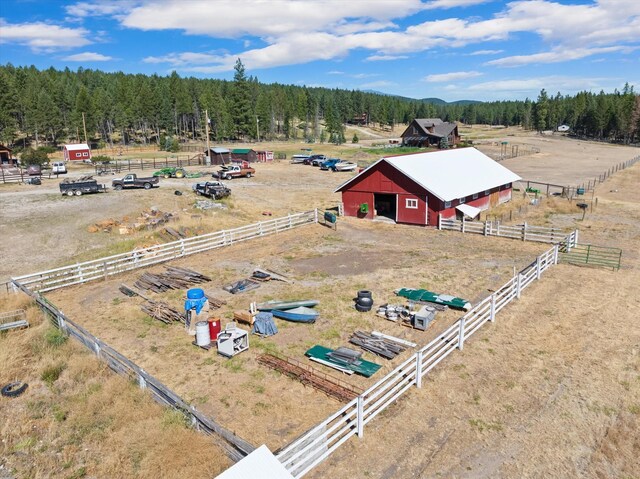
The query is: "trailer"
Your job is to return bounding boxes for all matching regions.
[59,176,107,196]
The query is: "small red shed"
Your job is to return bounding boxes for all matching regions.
[63,143,91,161]
[335,148,520,226]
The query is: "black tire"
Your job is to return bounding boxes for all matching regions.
[75,190,82,196]
[1,381,28,398]
[357,290,372,299]
[175,169,185,178]
[355,303,372,313]
[66,190,74,197]
[114,184,123,191]
[163,174,170,179]
[143,183,151,190]
[246,172,252,178]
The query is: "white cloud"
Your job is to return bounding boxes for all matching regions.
[65,2,135,19]
[113,0,640,73]
[469,49,504,55]
[365,54,409,61]
[62,52,113,61]
[360,80,396,89]
[424,71,482,82]
[466,75,616,94]
[0,20,91,52]
[143,52,224,65]
[486,46,631,67]
[327,70,345,75]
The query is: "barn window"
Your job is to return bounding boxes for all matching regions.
[406,198,418,209]
[82,152,89,157]
[472,193,478,199]
[459,197,466,204]
[444,200,451,208]
[484,189,490,195]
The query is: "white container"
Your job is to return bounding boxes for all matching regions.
[195,321,211,346]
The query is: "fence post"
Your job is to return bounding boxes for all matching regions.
[489,294,496,322]
[314,208,319,223]
[288,214,292,228]
[438,214,442,230]
[103,261,108,281]
[461,216,465,233]
[415,351,423,388]
[57,311,67,332]
[356,396,364,438]
[553,244,559,264]
[180,239,185,256]
[574,230,579,246]
[259,222,264,235]
[138,371,147,389]
[516,273,522,299]
[94,339,101,358]
[77,264,84,283]
[536,255,541,280]
[483,220,488,236]
[458,318,465,350]
[522,221,527,241]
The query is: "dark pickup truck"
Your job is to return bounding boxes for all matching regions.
[60,177,107,196]
[112,174,159,190]
[192,181,231,199]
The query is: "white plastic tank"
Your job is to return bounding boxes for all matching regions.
[195,321,211,346]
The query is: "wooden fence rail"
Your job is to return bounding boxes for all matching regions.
[12,210,317,293]
[275,233,575,478]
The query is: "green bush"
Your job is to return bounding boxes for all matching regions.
[41,362,66,386]
[20,148,49,166]
[45,327,68,347]
[91,155,112,164]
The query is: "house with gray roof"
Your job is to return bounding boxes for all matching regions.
[401,118,460,148]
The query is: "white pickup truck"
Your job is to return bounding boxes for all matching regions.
[213,164,255,180]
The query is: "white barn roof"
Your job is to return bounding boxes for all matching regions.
[336,147,521,202]
[64,143,90,151]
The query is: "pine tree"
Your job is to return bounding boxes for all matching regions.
[230,59,253,139]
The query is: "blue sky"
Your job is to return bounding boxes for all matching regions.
[1,0,639,101]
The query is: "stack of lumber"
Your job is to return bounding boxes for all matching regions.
[61,175,93,183]
[134,266,211,292]
[349,330,407,360]
[140,300,185,324]
[204,295,226,309]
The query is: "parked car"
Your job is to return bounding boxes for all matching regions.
[112,174,159,190]
[52,161,67,174]
[26,164,42,176]
[320,158,341,170]
[311,155,328,166]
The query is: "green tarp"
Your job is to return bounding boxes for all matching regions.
[396,288,471,311]
[305,345,381,377]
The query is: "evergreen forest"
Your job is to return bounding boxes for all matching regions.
[0,61,639,148]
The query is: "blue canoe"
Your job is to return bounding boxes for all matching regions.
[271,306,319,323]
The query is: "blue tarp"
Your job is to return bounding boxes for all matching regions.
[184,296,207,314]
[252,312,278,337]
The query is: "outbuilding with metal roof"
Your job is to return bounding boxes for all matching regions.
[335,147,520,226]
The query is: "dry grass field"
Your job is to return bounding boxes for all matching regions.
[1,132,638,478]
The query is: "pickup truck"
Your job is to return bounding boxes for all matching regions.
[60,177,107,196]
[112,174,159,190]
[192,181,231,199]
[320,158,341,170]
[213,164,255,180]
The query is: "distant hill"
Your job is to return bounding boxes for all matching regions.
[362,90,482,105]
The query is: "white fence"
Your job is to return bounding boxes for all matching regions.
[438,216,571,244]
[276,233,576,478]
[12,210,317,293]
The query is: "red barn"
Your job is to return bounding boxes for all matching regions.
[63,143,91,161]
[335,147,520,226]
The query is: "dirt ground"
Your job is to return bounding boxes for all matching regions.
[45,218,547,451]
[2,132,639,478]
[307,164,640,479]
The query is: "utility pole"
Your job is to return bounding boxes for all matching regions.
[256,117,260,142]
[82,112,88,144]
[204,109,211,166]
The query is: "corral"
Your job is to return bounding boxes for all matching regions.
[41,216,550,451]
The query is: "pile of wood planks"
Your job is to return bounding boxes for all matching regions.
[140,300,185,324]
[134,266,211,293]
[257,353,361,402]
[349,330,407,360]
